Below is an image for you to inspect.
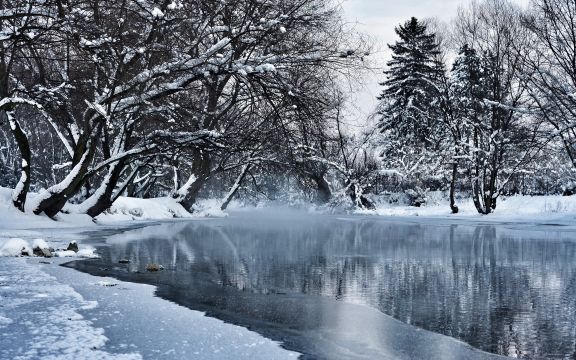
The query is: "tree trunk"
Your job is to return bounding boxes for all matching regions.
[314,175,332,204]
[31,122,102,218]
[179,176,206,212]
[175,150,211,212]
[473,165,498,215]
[472,181,494,215]
[348,181,375,210]
[473,187,492,215]
[221,164,250,211]
[79,159,126,218]
[449,161,459,214]
[0,57,31,212]
[3,111,31,212]
[471,168,487,215]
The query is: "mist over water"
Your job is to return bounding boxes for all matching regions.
[72,211,576,359]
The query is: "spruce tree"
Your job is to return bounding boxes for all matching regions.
[450,44,485,124]
[377,17,445,148]
[446,44,486,213]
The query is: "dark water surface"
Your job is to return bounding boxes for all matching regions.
[69,212,576,359]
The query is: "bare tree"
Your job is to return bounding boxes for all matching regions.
[522,0,576,176]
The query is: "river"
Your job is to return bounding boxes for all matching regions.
[67,211,576,359]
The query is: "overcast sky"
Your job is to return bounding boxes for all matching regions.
[340,0,530,117]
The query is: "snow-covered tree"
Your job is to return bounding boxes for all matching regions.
[452,0,541,214]
[445,44,486,213]
[164,0,369,211]
[523,0,576,177]
[0,0,60,211]
[377,17,445,149]
[374,17,448,203]
[0,0,369,217]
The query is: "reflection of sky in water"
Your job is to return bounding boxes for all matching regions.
[98,213,576,359]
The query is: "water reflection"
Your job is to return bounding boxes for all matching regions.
[79,214,576,359]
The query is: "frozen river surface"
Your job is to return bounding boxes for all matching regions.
[69,211,576,359]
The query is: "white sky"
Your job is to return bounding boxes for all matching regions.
[340,0,530,118]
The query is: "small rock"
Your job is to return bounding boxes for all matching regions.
[33,247,53,258]
[39,261,51,265]
[21,247,30,257]
[66,241,79,253]
[40,248,53,257]
[118,259,131,264]
[145,263,163,272]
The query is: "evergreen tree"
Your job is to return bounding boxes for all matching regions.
[450,45,485,126]
[377,17,445,148]
[446,44,486,213]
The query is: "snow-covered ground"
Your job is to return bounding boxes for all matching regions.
[4,186,576,229]
[360,193,576,225]
[0,257,140,360]
[0,186,226,241]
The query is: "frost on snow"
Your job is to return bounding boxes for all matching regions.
[0,258,141,360]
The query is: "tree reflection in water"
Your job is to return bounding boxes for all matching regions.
[91,215,576,359]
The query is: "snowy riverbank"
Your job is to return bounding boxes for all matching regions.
[0,256,299,360]
[0,186,228,240]
[4,185,576,230]
[359,193,576,226]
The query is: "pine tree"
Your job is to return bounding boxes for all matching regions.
[450,45,485,125]
[377,17,445,148]
[446,44,486,213]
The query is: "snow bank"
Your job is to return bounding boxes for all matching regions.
[0,188,86,232]
[95,196,193,222]
[0,238,32,256]
[4,185,576,229]
[0,186,225,233]
[193,198,229,218]
[94,196,229,221]
[0,236,98,259]
[363,193,576,223]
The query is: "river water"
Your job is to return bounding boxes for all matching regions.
[68,211,576,359]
